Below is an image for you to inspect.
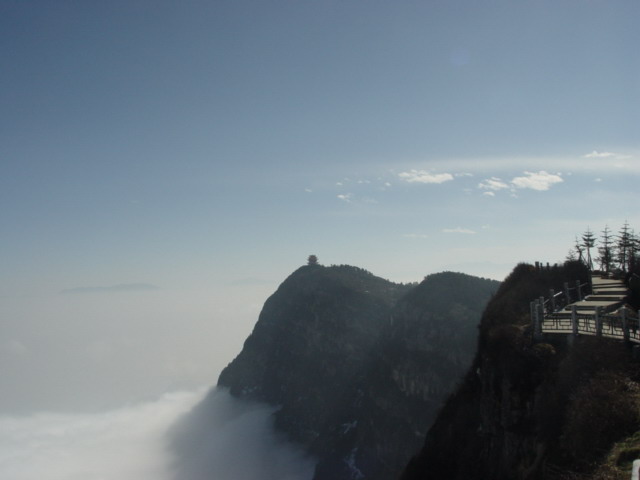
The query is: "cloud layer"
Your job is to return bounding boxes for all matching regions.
[168,388,315,480]
[60,283,160,294]
[0,388,315,480]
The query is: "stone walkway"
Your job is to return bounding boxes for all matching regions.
[565,276,627,313]
[538,275,640,344]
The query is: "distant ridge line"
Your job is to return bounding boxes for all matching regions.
[60,283,160,294]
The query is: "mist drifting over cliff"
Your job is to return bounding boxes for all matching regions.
[0,388,314,480]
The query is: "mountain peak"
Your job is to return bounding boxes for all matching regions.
[213,263,499,479]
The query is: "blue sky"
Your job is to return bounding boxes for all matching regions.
[1,0,639,410]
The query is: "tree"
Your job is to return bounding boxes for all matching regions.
[307,254,318,266]
[565,248,577,263]
[598,225,614,274]
[581,228,596,270]
[617,222,632,272]
[574,236,585,265]
[628,230,639,274]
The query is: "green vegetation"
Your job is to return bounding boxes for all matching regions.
[589,431,640,480]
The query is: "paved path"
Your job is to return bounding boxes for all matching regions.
[561,276,627,313]
[538,275,640,344]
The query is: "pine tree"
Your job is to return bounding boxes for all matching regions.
[581,228,596,270]
[574,236,585,265]
[617,222,632,272]
[598,225,614,274]
[628,230,639,274]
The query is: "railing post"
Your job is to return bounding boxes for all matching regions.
[571,305,578,338]
[530,300,536,325]
[564,282,570,306]
[549,289,556,312]
[576,280,583,301]
[595,307,602,337]
[622,309,630,342]
[537,299,545,330]
[632,459,640,480]
[532,301,542,340]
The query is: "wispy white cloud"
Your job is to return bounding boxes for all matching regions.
[478,177,509,191]
[397,152,638,174]
[304,188,312,193]
[379,181,392,191]
[403,233,429,239]
[482,191,495,197]
[511,171,563,191]
[398,170,454,184]
[442,227,476,234]
[454,172,474,178]
[337,193,353,203]
[584,150,616,158]
[0,339,28,357]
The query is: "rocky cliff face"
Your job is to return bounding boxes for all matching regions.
[311,271,499,480]
[401,262,640,480]
[216,264,500,480]
[217,264,410,448]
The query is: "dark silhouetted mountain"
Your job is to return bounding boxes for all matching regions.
[310,271,499,480]
[213,264,499,479]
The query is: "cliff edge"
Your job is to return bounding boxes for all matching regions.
[401,261,640,480]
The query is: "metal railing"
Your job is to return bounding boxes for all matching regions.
[533,280,591,316]
[530,278,640,344]
[542,307,640,343]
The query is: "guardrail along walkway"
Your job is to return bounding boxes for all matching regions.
[531,275,640,344]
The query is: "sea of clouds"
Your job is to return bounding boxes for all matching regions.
[0,388,315,480]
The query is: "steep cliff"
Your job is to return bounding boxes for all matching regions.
[312,272,499,480]
[216,264,499,480]
[217,264,411,448]
[401,262,640,480]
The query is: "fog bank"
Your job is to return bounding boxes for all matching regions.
[0,286,272,413]
[168,387,316,480]
[0,388,315,480]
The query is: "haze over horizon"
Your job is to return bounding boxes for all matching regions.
[1,1,638,477]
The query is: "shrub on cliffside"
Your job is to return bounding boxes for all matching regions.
[563,371,640,465]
